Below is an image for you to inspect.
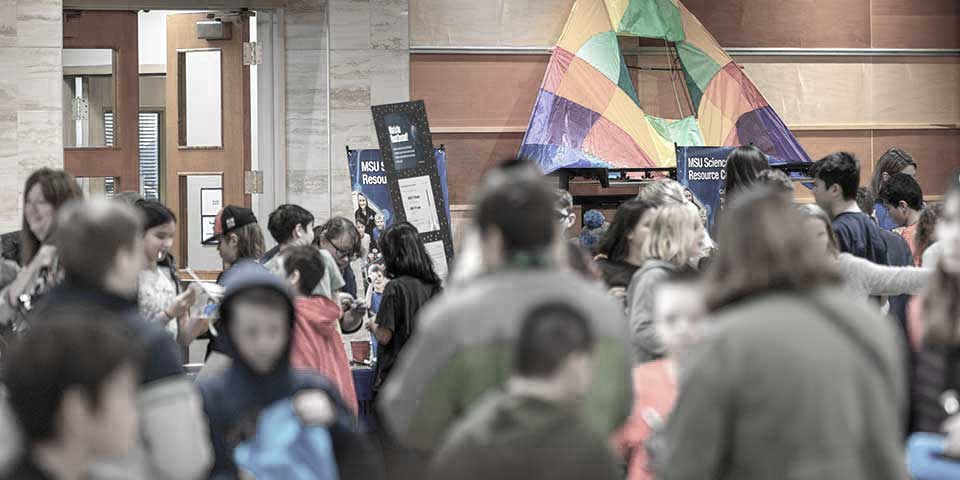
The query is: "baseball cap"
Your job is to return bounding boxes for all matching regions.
[203,205,258,245]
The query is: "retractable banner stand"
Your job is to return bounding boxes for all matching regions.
[676,146,735,232]
[371,100,454,279]
[346,148,451,234]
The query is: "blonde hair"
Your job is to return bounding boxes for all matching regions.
[638,178,687,207]
[639,204,702,267]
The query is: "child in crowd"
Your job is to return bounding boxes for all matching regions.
[368,222,442,478]
[135,200,201,349]
[916,203,943,267]
[627,204,703,363]
[198,261,379,479]
[282,245,359,414]
[810,152,890,265]
[3,312,143,480]
[871,148,917,230]
[202,205,266,362]
[799,204,930,305]
[880,172,925,264]
[594,200,657,298]
[615,270,706,480]
[428,303,620,480]
[722,145,770,202]
[261,204,316,267]
[368,222,443,395]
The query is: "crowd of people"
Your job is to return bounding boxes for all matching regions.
[0,143,956,479]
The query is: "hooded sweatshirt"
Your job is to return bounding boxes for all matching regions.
[290,296,359,414]
[428,391,621,480]
[198,262,380,480]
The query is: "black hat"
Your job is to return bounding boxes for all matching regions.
[203,205,258,245]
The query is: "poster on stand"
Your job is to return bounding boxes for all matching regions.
[372,101,454,278]
[676,146,734,232]
[346,148,451,242]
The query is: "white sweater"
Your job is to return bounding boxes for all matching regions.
[837,252,932,300]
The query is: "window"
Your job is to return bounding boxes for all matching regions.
[104,111,161,200]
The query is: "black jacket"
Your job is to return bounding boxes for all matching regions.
[32,280,184,384]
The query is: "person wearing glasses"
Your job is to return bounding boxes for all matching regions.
[314,218,367,333]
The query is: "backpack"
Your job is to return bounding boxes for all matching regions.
[234,399,340,480]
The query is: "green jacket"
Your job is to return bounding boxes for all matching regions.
[377,268,633,452]
[428,392,621,480]
[658,288,907,480]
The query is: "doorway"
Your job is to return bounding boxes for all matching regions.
[62,9,279,274]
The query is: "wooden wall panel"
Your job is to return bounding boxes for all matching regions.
[873,130,960,197]
[795,130,874,187]
[412,0,959,49]
[412,54,546,128]
[679,0,871,48]
[871,0,960,49]
[435,132,524,205]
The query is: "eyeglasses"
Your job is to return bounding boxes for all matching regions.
[323,234,359,261]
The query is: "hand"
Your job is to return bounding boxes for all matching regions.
[608,287,627,301]
[944,414,960,458]
[178,313,209,347]
[293,390,335,426]
[337,292,355,311]
[166,287,197,319]
[33,245,57,268]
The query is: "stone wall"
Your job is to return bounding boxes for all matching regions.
[0,0,64,232]
[285,0,410,221]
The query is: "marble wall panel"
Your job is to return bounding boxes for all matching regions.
[16,47,61,111]
[286,110,328,171]
[329,0,370,50]
[16,0,59,48]
[286,3,327,51]
[371,0,408,50]
[0,0,16,47]
[286,49,327,113]
[17,110,62,176]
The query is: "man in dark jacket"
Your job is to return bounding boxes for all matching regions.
[0,199,212,479]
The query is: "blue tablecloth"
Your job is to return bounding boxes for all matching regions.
[352,367,375,429]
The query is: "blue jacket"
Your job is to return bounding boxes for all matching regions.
[198,262,380,479]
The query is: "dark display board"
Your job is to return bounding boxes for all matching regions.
[372,100,454,278]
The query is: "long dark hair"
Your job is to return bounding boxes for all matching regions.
[135,200,176,231]
[723,145,769,201]
[135,200,179,276]
[596,199,656,262]
[706,186,841,311]
[379,222,441,285]
[21,169,82,265]
[871,148,916,199]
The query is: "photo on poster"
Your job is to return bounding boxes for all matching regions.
[383,112,424,171]
[398,175,441,234]
[424,240,449,279]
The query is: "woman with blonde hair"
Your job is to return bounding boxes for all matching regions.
[638,178,715,263]
[626,203,703,362]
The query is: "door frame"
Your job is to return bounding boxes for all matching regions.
[61,5,287,254]
[63,10,140,192]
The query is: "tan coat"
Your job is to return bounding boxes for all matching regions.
[658,288,907,480]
